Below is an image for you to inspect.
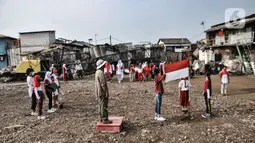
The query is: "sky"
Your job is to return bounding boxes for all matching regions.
[0,0,255,44]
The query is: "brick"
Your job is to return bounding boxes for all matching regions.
[96,116,124,133]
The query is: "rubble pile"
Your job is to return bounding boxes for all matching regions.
[0,66,17,83]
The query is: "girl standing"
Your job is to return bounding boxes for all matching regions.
[178,77,190,114]
[129,64,135,82]
[52,68,61,108]
[144,64,151,81]
[151,63,156,80]
[202,73,212,119]
[116,60,124,83]
[62,64,67,81]
[104,62,112,81]
[33,75,46,120]
[111,63,115,78]
[219,67,229,96]
[137,65,144,82]
[44,71,56,113]
[154,68,166,121]
[27,68,37,116]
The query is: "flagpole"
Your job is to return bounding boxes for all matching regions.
[187,47,193,119]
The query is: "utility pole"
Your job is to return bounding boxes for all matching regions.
[95,34,98,45]
[110,35,112,45]
[88,39,93,44]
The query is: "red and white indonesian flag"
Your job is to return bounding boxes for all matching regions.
[164,59,189,82]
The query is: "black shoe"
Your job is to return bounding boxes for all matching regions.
[102,120,112,124]
[182,110,188,114]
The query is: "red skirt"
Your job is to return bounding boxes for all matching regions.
[63,73,67,81]
[179,90,189,106]
[137,73,143,81]
[145,71,150,77]
[105,72,111,81]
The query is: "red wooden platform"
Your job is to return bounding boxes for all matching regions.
[96,116,124,133]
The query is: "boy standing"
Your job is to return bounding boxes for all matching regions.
[154,68,166,121]
[219,67,229,96]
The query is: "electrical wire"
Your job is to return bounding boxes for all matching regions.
[189,31,205,40]
[96,37,109,42]
[111,37,126,43]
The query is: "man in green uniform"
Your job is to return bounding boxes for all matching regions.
[95,59,112,124]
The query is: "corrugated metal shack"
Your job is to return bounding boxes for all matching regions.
[0,34,19,69]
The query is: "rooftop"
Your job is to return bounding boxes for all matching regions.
[19,30,55,34]
[0,34,17,40]
[158,38,191,44]
[205,13,255,32]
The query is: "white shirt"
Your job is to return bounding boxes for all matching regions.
[52,74,59,86]
[221,74,229,84]
[178,80,189,91]
[27,76,33,88]
[116,65,124,75]
[138,68,143,73]
[142,64,146,69]
[194,63,200,70]
[111,65,115,71]
[27,76,34,97]
[34,87,42,99]
[76,64,83,70]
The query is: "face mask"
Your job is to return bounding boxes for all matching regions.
[31,72,35,76]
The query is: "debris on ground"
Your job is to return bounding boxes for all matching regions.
[0,75,254,142]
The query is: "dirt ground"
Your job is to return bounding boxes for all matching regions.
[0,74,255,143]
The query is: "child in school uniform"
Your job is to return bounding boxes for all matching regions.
[154,68,166,121]
[44,71,56,113]
[202,73,212,119]
[151,63,156,80]
[33,75,46,120]
[137,65,144,82]
[178,77,190,114]
[27,68,37,116]
[52,68,61,108]
[219,67,229,96]
[129,64,135,82]
[144,64,151,81]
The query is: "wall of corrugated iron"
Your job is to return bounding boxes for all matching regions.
[7,47,20,66]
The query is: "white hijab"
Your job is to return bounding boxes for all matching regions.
[45,71,52,83]
[117,60,123,68]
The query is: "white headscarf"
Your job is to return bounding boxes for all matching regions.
[117,60,123,68]
[50,64,54,71]
[45,71,52,83]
